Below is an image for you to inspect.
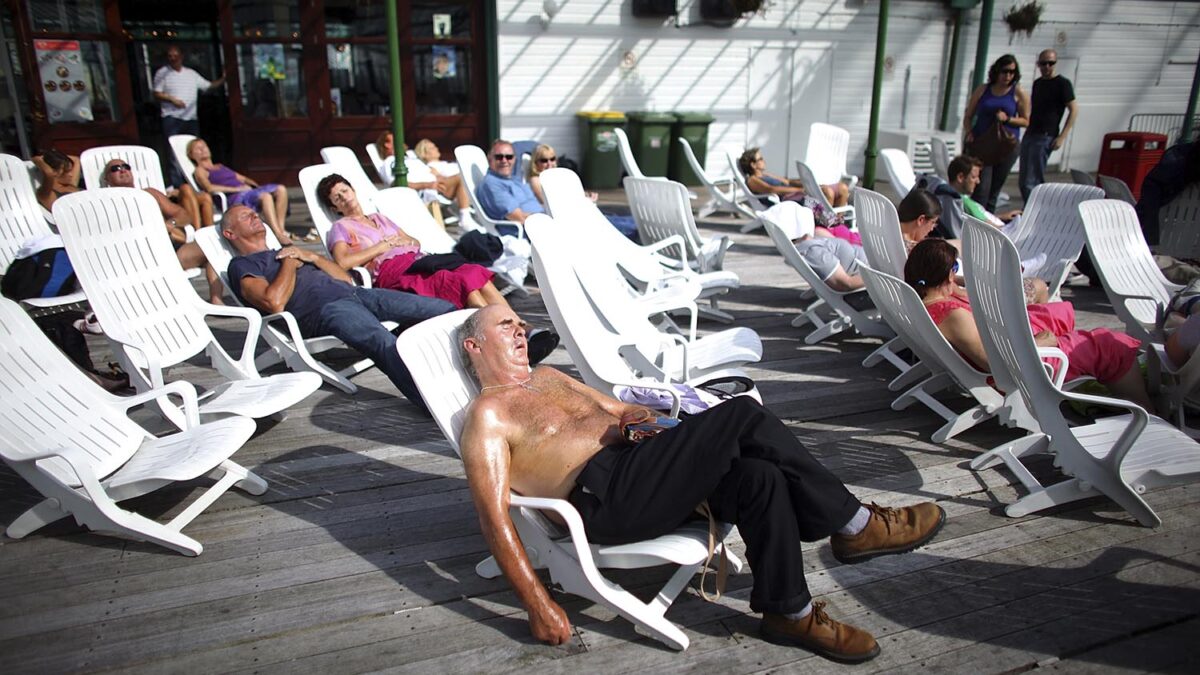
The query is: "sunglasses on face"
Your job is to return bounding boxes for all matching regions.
[1037,60,1056,66]
[107,163,131,173]
[1000,68,1016,74]
[536,156,557,164]
[492,153,515,161]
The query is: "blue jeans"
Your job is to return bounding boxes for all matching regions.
[161,116,200,188]
[309,287,454,411]
[1019,132,1055,203]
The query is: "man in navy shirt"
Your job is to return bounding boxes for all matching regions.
[475,139,543,236]
[221,205,454,411]
[1018,49,1078,202]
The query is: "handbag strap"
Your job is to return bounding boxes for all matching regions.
[695,500,729,602]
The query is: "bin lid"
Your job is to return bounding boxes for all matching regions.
[577,111,627,121]
[626,111,676,123]
[673,112,715,123]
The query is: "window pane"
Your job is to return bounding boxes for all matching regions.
[328,43,390,117]
[28,0,105,34]
[232,0,300,39]
[235,43,306,118]
[1,3,30,151]
[413,45,470,115]
[35,39,118,124]
[325,0,386,39]
[410,1,469,39]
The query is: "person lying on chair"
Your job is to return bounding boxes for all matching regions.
[220,204,453,411]
[457,304,946,663]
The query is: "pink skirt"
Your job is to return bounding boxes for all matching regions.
[1056,328,1140,384]
[375,252,493,309]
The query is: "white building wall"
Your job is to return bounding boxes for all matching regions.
[496,0,1200,179]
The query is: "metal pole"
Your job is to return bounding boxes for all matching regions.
[863,0,890,189]
[939,9,965,131]
[1180,45,1200,144]
[385,0,407,187]
[970,0,994,91]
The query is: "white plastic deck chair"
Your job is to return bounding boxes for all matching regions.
[79,145,166,191]
[678,138,744,219]
[365,142,389,184]
[1003,182,1104,299]
[0,154,87,311]
[527,214,760,387]
[853,188,928,390]
[397,309,743,651]
[453,144,525,239]
[878,149,917,196]
[929,137,950,180]
[762,203,894,345]
[53,189,321,426]
[723,150,780,233]
[167,133,228,218]
[370,186,529,297]
[295,163,382,287]
[1157,183,1200,261]
[794,159,856,223]
[1080,199,1180,343]
[194,226,390,394]
[624,176,732,280]
[319,146,380,203]
[804,123,858,188]
[1098,175,1137,205]
[961,218,1200,527]
[1069,169,1095,186]
[613,127,647,179]
[859,264,1005,442]
[0,296,266,555]
[540,168,737,328]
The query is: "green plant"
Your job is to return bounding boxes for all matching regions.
[1004,1,1044,37]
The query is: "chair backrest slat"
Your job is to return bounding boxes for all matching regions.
[804,123,851,186]
[298,163,380,248]
[854,188,909,279]
[0,154,54,270]
[1007,182,1104,296]
[1159,183,1200,260]
[1080,199,1173,335]
[624,176,702,261]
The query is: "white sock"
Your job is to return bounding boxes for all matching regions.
[838,506,872,536]
[784,602,813,621]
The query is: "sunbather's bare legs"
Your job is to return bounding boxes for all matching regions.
[438,174,470,209]
[1108,364,1156,415]
[257,191,292,245]
[823,182,850,207]
[464,282,511,309]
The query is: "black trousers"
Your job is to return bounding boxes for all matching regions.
[568,397,860,614]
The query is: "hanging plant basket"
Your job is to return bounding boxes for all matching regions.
[700,0,771,22]
[1004,1,1044,37]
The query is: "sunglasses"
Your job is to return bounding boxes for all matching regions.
[1037,60,1056,66]
[536,156,557,164]
[492,153,514,161]
[999,68,1016,74]
[107,163,131,173]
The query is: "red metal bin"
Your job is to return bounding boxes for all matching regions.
[1097,132,1167,201]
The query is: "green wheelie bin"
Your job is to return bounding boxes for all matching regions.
[669,112,715,186]
[625,111,675,177]
[575,111,626,189]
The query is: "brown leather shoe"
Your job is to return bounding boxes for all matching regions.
[761,601,880,663]
[830,501,945,564]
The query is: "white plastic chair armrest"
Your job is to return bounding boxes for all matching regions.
[1036,345,1071,388]
[199,300,267,374]
[260,311,307,342]
[610,380,683,418]
[103,332,167,388]
[1057,388,1150,470]
[184,225,196,243]
[1165,280,1186,294]
[507,495,605,573]
[842,174,859,188]
[114,379,202,430]
[351,266,373,288]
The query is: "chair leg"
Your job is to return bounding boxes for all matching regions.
[6,498,71,538]
[889,361,932,392]
[1004,476,1102,519]
[971,434,1051,493]
[861,336,909,369]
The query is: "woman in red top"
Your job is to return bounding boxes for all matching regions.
[905,238,1153,412]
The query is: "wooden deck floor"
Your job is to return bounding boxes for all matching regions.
[1,199,1197,673]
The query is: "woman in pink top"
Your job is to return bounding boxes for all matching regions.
[318,174,507,309]
[905,238,1153,411]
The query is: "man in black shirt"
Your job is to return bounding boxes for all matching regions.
[1019,49,1078,202]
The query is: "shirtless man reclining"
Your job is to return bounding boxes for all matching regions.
[457,304,946,663]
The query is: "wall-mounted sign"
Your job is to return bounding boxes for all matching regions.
[432,13,452,38]
[34,39,92,123]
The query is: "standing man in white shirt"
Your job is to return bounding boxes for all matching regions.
[153,45,226,187]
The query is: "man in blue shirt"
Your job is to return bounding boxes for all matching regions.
[221,204,454,411]
[475,139,544,236]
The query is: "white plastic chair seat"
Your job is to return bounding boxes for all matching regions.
[397,309,744,651]
[99,416,258,490]
[657,326,763,382]
[191,372,322,419]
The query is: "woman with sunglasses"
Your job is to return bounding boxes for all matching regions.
[962,54,1030,213]
[905,238,1151,410]
[737,147,858,245]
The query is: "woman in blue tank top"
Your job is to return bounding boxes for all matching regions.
[962,54,1030,213]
